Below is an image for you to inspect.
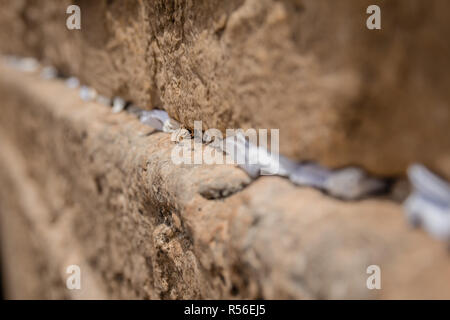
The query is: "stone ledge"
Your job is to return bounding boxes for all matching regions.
[0,64,449,299]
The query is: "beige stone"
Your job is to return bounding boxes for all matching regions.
[1,64,449,299]
[0,0,449,178]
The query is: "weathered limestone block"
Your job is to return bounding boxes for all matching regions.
[0,64,449,299]
[0,0,449,179]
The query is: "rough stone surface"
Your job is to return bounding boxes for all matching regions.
[1,64,449,299]
[0,0,449,179]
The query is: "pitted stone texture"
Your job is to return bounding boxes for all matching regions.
[0,65,449,299]
[0,0,449,179]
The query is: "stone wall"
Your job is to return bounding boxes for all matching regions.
[0,63,449,299]
[0,1,449,299]
[0,0,449,177]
